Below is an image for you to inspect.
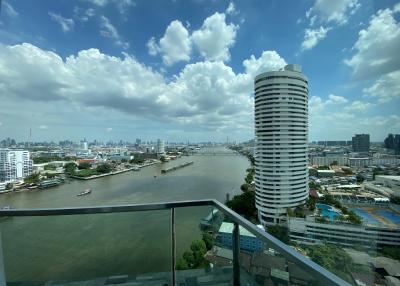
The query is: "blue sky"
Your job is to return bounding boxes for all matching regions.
[0,0,399,142]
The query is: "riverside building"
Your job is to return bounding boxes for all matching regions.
[0,149,33,182]
[254,64,309,225]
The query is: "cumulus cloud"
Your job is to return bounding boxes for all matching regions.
[344,101,372,112]
[106,127,113,132]
[309,94,348,113]
[301,0,359,52]
[363,70,400,103]
[345,5,400,79]
[301,26,330,50]
[192,12,238,61]
[148,12,238,65]
[306,0,360,26]
[49,12,75,33]
[226,2,237,15]
[3,1,18,18]
[326,94,348,104]
[38,125,48,129]
[100,16,129,49]
[0,43,269,134]
[147,20,191,65]
[242,51,286,78]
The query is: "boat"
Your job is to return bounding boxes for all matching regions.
[1,206,11,210]
[77,189,92,196]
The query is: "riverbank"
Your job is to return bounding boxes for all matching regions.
[69,160,161,180]
[70,166,140,180]
[161,161,194,174]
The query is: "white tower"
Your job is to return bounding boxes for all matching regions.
[254,64,309,225]
[156,139,165,158]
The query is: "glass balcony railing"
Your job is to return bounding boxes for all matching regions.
[0,200,350,286]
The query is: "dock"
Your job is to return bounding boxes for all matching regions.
[161,161,194,174]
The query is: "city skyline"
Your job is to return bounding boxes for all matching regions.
[0,0,399,142]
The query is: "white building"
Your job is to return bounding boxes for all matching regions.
[156,139,165,158]
[288,217,400,248]
[254,64,309,225]
[0,149,33,182]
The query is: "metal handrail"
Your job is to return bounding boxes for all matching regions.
[0,199,351,286]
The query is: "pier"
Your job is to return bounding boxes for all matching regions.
[161,161,194,174]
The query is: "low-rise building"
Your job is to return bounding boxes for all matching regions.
[288,216,400,248]
[217,222,263,252]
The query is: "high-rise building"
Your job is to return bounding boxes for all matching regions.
[384,134,400,155]
[0,149,33,182]
[156,139,165,158]
[352,134,370,153]
[254,64,309,225]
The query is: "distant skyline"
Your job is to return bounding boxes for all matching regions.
[0,0,399,142]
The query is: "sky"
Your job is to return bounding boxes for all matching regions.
[0,0,399,143]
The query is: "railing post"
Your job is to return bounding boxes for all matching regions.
[171,208,176,286]
[232,222,240,286]
[0,231,7,286]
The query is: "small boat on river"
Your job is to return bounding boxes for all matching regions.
[77,189,92,196]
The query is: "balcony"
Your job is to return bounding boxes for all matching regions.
[0,200,350,286]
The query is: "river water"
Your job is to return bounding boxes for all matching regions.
[0,147,249,283]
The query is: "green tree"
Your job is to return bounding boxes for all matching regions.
[160,156,168,162]
[306,244,354,283]
[176,258,189,270]
[130,158,144,164]
[64,162,77,175]
[226,191,257,221]
[96,163,112,174]
[240,183,250,192]
[202,233,214,251]
[356,174,365,183]
[44,164,56,171]
[24,173,40,184]
[78,162,91,170]
[120,158,128,163]
[267,225,289,244]
[348,211,362,225]
[5,183,13,190]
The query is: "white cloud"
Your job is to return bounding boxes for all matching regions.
[84,0,135,16]
[0,43,260,134]
[226,2,237,15]
[85,0,109,6]
[38,125,48,129]
[363,70,400,103]
[100,16,129,50]
[106,127,113,132]
[147,20,191,66]
[146,37,158,56]
[309,94,348,113]
[115,0,135,15]
[301,26,330,50]
[242,51,286,78]
[306,0,360,26]
[192,12,238,61]
[0,122,3,126]
[3,1,18,18]
[345,5,400,79]
[49,12,75,33]
[326,94,348,104]
[74,7,95,22]
[309,96,325,113]
[344,100,372,112]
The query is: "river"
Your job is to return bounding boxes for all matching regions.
[0,147,249,283]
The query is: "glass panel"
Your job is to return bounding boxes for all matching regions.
[175,205,233,284]
[0,210,171,285]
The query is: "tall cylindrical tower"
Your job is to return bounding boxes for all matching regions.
[254,64,309,225]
